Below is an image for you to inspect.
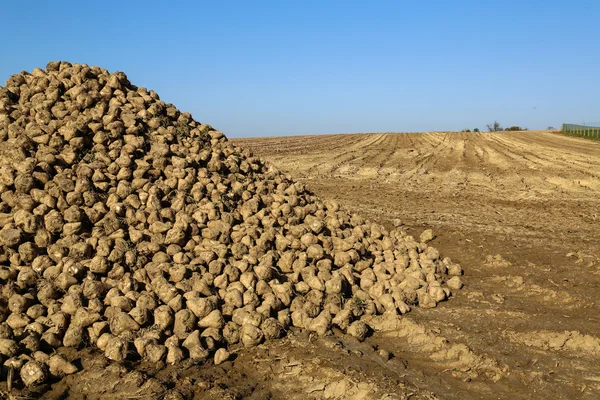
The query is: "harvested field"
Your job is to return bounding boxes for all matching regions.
[232,131,600,399]
[1,60,599,400]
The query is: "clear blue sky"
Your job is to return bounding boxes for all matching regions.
[2,1,599,137]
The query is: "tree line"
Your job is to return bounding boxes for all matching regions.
[461,121,528,132]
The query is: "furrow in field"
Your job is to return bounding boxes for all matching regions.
[369,134,405,177]
[323,134,385,176]
[496,133,600,172]
[311,134,383,176]
[488,134,600,194]
[493,133,600,177]
[329,134,388,177]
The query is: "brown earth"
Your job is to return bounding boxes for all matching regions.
[231,131,600,399]
[3,130,599,400]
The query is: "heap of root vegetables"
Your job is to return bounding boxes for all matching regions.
[0,62,463,387]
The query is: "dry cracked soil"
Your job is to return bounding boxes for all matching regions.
[4,130,600,399]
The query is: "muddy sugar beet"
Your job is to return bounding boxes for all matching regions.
[0,62,463,387]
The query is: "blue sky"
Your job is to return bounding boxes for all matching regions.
[2,1,599,137]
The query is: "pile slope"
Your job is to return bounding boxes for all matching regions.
[0,62,461,387]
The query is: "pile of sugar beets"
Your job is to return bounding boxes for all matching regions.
[0,62,463,387]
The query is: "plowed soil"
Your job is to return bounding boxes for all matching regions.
[4,131,599,400]
[230,131,600,399]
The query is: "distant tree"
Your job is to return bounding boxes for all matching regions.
[486,121,503,132]
[547,126,555,130]
[473,128,480,132]
[461,129,471,132]
[505,126,527,131]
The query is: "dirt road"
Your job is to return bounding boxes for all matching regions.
[231,131,600,399]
